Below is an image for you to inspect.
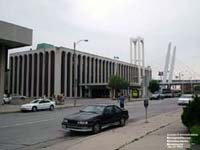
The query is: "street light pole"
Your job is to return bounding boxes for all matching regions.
[73,39,88,106]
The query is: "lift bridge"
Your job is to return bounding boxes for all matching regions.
[160,42,200,91]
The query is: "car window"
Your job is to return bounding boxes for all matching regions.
[31,100,39,103]
[104,106,114,115]
[44,100,50,103]
[113,106,122,113]
[181,95,192,98]
[81,105,105,114]
[39,100,45,104]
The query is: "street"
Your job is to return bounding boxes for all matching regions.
[0,98,180,150]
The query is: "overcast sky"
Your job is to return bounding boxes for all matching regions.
[1,0,200,79]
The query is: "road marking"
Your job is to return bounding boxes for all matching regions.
[0,118,55,129]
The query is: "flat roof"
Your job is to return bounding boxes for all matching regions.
[0,20,32,49]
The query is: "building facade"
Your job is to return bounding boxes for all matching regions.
[9,46,152,98]
[0,20,32,103]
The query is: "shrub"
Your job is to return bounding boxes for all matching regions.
[190,126,200,145]
[181,96,200,128]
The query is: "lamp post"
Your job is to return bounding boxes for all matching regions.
[73,39,88,106]
[178,72,184,94]
[113,56,119,98]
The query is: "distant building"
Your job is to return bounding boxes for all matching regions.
[9,44,152,98]
[0,20,32,102]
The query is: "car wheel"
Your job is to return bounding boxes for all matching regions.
[93,123,101,134]
[32,106,37,112]
[120,117,126,127]
[49,105,54,111]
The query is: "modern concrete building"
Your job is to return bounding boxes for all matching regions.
[0,20,32,102]
[9,44,151,98]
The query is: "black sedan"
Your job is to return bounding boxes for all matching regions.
[62,104,129,134]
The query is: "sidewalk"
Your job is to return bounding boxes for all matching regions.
[0,98,142,114]
[40,108,187,150]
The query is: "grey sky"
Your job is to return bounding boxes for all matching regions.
[1,0,200,79]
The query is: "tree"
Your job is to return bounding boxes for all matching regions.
[108,75,129,98]
[194,85,200,94]
[148,80,160,93]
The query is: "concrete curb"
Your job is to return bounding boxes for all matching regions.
[0,99,141,115]
[0,104,82,115]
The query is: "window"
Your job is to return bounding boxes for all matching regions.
[114,106,121,113]
[104,106,114,115]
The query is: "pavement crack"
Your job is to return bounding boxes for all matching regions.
[115,120,178,150]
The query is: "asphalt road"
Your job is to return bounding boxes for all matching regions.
[0,98,181,150]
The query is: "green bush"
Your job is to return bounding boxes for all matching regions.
[181,96,200,128]
[190,126,200,145]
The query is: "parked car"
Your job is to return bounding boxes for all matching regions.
[150,93,161,100]
[177,94,193,105]
[21,99,55,112]
[62,104,129,134]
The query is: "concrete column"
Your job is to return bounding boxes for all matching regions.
[138,39,141,85]
[127,66,129,81]
[101,60,103,83]
[69,54,73,97]
[89,57,92,83]
[104,61,107,83]
[134,41,137,65]
[16,56,20,95]
[0,46,6,102]
[64,52,68,97]
[21,56,24,95]
[54,48,61,96]
[110,62,113,76]
[103,61,106,83]
[36,53,40,97]
[74,54,78,98]
[85,57,87,84]
[8,57,11,95]
[42,52,45,96]
[26,55,30,97]
[130,38,132,64]
[12,57,15,94]
[48,52,51,97]
[97,59,100,83]
[93,59,96,83]
[107,61,110,81]
[31,54,35,97]
[79,55,83,97]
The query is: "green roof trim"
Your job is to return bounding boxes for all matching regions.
[36,43,55,49]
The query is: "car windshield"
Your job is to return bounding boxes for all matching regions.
[31,100,40,103]
[80,105,105,114]
[181,95,192,98]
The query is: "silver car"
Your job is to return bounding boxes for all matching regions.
[21,99,56,112]
[177,94,193,105]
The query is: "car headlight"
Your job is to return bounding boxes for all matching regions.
[77,121,88,125]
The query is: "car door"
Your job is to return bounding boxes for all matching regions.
[102,106,115,126]
[113,106,122,122]
[43,100,51,109]
[38,100,45,110]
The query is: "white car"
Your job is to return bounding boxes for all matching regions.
[177,94,193,105]
[21,99,56,112]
